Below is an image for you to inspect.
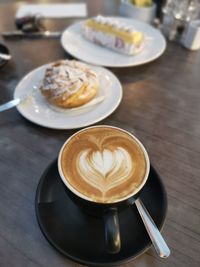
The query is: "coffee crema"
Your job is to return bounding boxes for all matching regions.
[60,126,148,203]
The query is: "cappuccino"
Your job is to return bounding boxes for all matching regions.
[59,126,149,203]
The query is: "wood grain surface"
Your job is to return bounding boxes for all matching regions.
[0,1,200,267]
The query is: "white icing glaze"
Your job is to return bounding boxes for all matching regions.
[77,147,134,194]
[93,15,136,33]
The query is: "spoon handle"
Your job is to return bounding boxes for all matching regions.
[0,53,12,60]
[0,98,21,112]
[2,31,61,38]
[135,198,170,258]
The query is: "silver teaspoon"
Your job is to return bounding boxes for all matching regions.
[0,85,38,112]
[0,95,105,113]
[0,98,21,112]
[0,52,12,61]
[135,198,170,258]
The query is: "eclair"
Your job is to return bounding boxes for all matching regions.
[83,15,145,55]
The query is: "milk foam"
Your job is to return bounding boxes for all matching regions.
[77,147,134,195]
[60,126,148,203]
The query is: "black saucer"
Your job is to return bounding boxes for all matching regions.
[35,160,167,267]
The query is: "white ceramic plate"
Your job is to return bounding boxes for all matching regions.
[14,63,122,129]
[61,17,166,67]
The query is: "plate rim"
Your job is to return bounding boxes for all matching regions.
[61,17,167,68]
[14,62,123,130]
[35,159,168,266]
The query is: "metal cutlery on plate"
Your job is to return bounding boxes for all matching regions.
[2,15,61,39]
[0,44,12,62]
[0,93,105,113]
[0,52,12,60]
[2,30,61,38]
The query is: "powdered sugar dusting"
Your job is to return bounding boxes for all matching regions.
[41,60,98,99]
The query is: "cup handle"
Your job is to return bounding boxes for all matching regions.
[104,208,121,254]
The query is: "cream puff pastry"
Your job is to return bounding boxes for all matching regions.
[40,60,98,108]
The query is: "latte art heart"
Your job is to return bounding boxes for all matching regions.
[77,147,134,194]
[60,126,148,203]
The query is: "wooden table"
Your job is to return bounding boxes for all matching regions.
[0,1,200,267]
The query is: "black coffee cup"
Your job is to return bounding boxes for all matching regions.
[58,126,150,254]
